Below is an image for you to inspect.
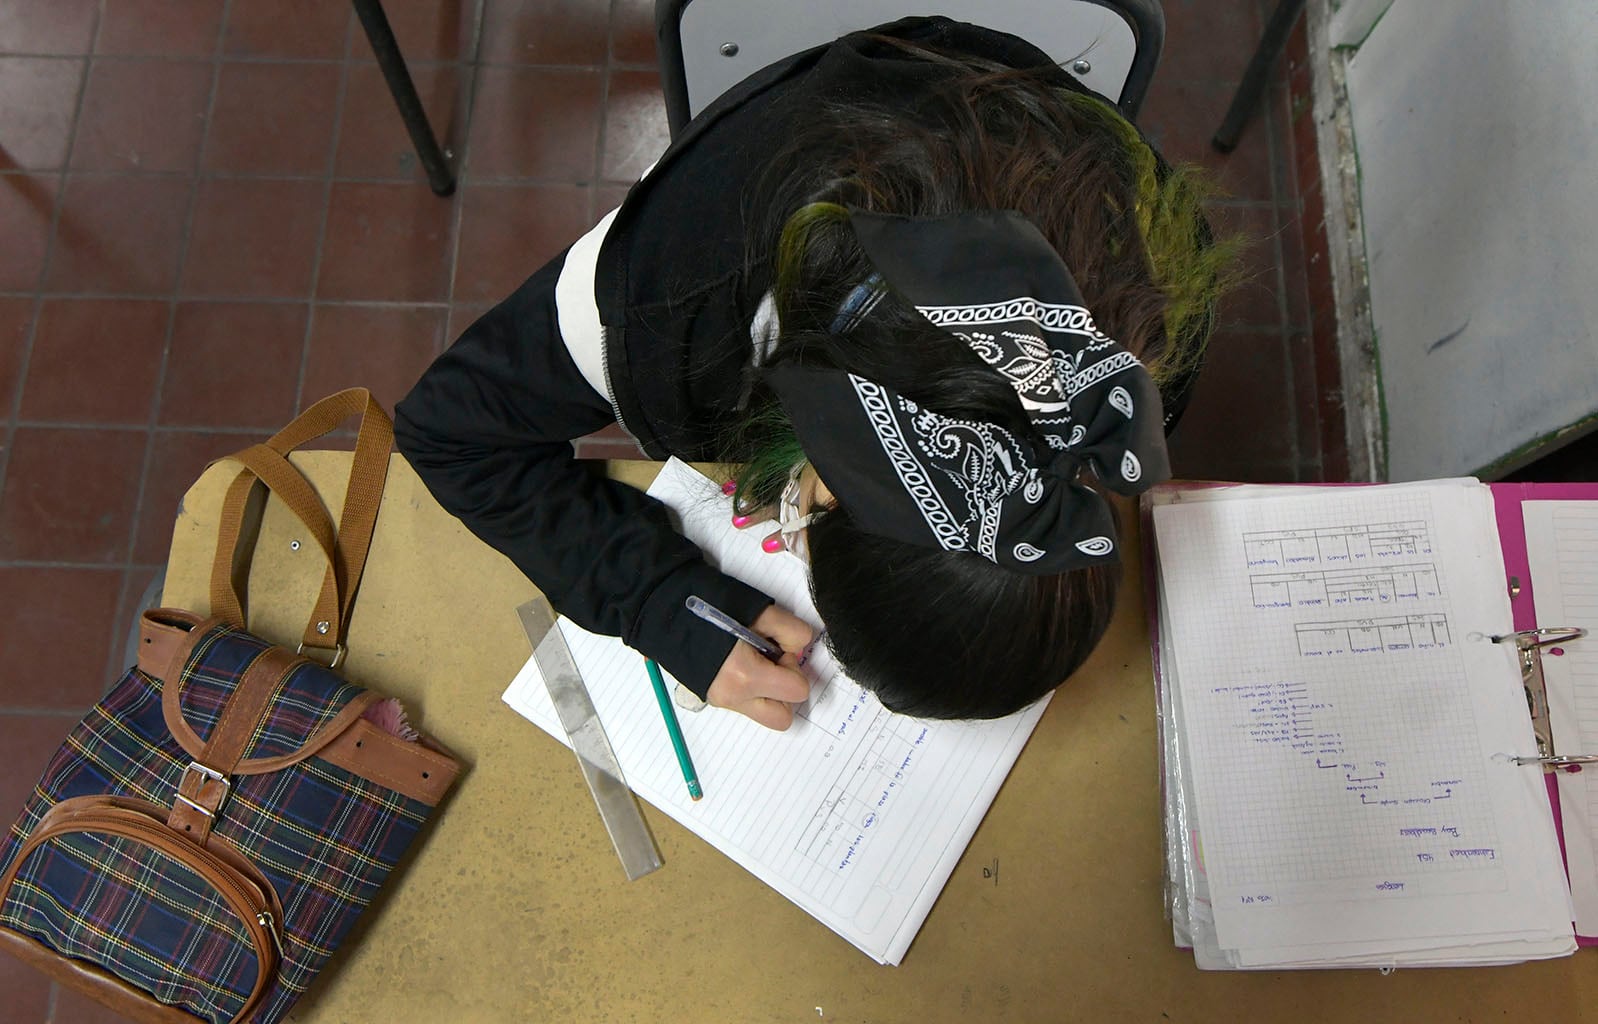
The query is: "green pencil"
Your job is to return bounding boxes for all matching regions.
[645,658,703,801]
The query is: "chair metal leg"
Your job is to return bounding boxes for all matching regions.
[1212,0,1307,154]
[351,0,457,196]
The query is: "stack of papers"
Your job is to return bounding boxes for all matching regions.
[1148,479,1575,968]
[502,459,1049,964]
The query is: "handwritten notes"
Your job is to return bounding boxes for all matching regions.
[502,460,1048,965]
[1151,480,1574,968]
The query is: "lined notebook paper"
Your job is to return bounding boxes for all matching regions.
[1525,501,1598,935]
[1150,480,1574,969]
[502,459,1048,965]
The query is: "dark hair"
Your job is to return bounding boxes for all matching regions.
[726,37,1232,719]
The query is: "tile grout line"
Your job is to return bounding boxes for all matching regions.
[0,49,645,72]
[0,7,103,521]
[7,559,167,571]
[1272,105,1318,479]
[0,292,455,307]
[36,12,109,1020]
[590,0,620,224]
[295,11,358,412]
[12,420,273,433]
[1273,9,1318,481]
[1,168,663,189]
[1252,0,1305,479]
[441,0,490,343]
[109,0,234,685]
[0,705,104,718]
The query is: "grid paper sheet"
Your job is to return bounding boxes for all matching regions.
[1152,480,1573,966]
[1526,501,1598,936]
[502,459,1048,965]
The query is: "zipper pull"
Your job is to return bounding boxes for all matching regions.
[256,911,286,960]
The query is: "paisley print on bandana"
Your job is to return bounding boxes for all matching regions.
[767,209,1171,574]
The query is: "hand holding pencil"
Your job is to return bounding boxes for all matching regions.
[701,603,814,731]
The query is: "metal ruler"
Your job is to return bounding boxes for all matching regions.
[517,599,663,881]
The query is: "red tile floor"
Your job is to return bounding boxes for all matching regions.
[0,1,1319,1020]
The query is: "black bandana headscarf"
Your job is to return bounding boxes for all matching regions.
[766,209,1171,574]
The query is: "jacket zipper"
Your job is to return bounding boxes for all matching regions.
[597,324,629,431]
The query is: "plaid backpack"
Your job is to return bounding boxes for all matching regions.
[0,390,460,1023]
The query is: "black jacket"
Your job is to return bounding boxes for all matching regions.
[395,18,1147,696]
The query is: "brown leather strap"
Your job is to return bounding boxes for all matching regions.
[208,470,265,630]
[0,928,206,1024]
[166,646,300,844]
[233,689,380,775]
[135,609,207,685]
[221,443,343,648]
[158,632,383,780]
[12,797,285,926]
[206,388,393,656]
[1,797,282,1024]
[317,721,461,806]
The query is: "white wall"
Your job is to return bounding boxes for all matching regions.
[1343,0,1598,479]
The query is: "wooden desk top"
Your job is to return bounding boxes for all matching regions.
[162,454,1598,1022]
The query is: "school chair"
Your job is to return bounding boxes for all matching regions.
[352,0,467,196]
[1212,0,1305,152]
[652,0,1166,137]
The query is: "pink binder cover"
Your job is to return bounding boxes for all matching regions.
[1489,482,1598,945]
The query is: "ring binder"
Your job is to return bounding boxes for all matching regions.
[1493,627,1592,769]
[1144,477,1592,967]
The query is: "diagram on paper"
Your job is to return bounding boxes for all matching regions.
[1244,521,1433,570]
[1153,486,1527,908]
[796,704,930,884]
[1294,614,1453,656]
[1239,521,1450,659]
[1250,563,1442,610]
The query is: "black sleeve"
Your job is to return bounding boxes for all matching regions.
[393,252,776,696]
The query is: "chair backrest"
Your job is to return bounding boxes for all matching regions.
[653,0,1164,137]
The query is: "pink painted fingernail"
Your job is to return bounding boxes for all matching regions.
[762,533,785,554]
[732,514,752,528]
[721,479,737,495]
